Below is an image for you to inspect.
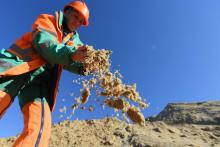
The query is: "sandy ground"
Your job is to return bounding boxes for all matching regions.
[0,117,219,147]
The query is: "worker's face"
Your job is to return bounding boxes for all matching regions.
[65,8,84,32]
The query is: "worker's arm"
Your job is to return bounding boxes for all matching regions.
[32,31,77,65]
[63,39,88,75]
[31,13,86,65]
[33,32,89,75]
[63,61,86,75]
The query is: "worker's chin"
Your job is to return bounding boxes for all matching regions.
[69,26,78,32]
[69,28,75,32]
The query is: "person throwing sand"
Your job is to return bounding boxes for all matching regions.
[0,1,90,146]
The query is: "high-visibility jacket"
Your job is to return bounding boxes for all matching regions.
[0,11,85,111]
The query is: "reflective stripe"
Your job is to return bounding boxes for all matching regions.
[0,59,14,70]
[35,99,45,147]
[32,27,57,39]
[0,58,46,76]
[9,44,32,61]
[62,32,73,45]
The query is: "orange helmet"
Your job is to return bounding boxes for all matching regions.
[64,1,90,26]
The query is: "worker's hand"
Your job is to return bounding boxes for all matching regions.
[77,45,88,51]
[71,46,88,62]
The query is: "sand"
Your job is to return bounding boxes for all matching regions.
[0,117,219,147]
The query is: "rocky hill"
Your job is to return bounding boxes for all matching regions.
[148,101,220,125]
[0,101,220,147]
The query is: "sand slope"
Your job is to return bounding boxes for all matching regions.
[0,101,220,147]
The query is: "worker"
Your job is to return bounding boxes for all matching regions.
[0,1,90,146]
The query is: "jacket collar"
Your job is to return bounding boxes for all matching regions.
[58,11,79,40]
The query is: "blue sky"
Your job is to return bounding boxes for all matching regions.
[1,0,220,137]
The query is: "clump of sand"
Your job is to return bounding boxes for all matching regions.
[83,47,112,75]
[60,46,149,125]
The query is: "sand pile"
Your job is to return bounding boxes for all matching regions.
[60,46,148,125]
[1,101,220,146]
[1,117,220,147]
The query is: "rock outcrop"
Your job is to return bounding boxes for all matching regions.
[148,101,220,125]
